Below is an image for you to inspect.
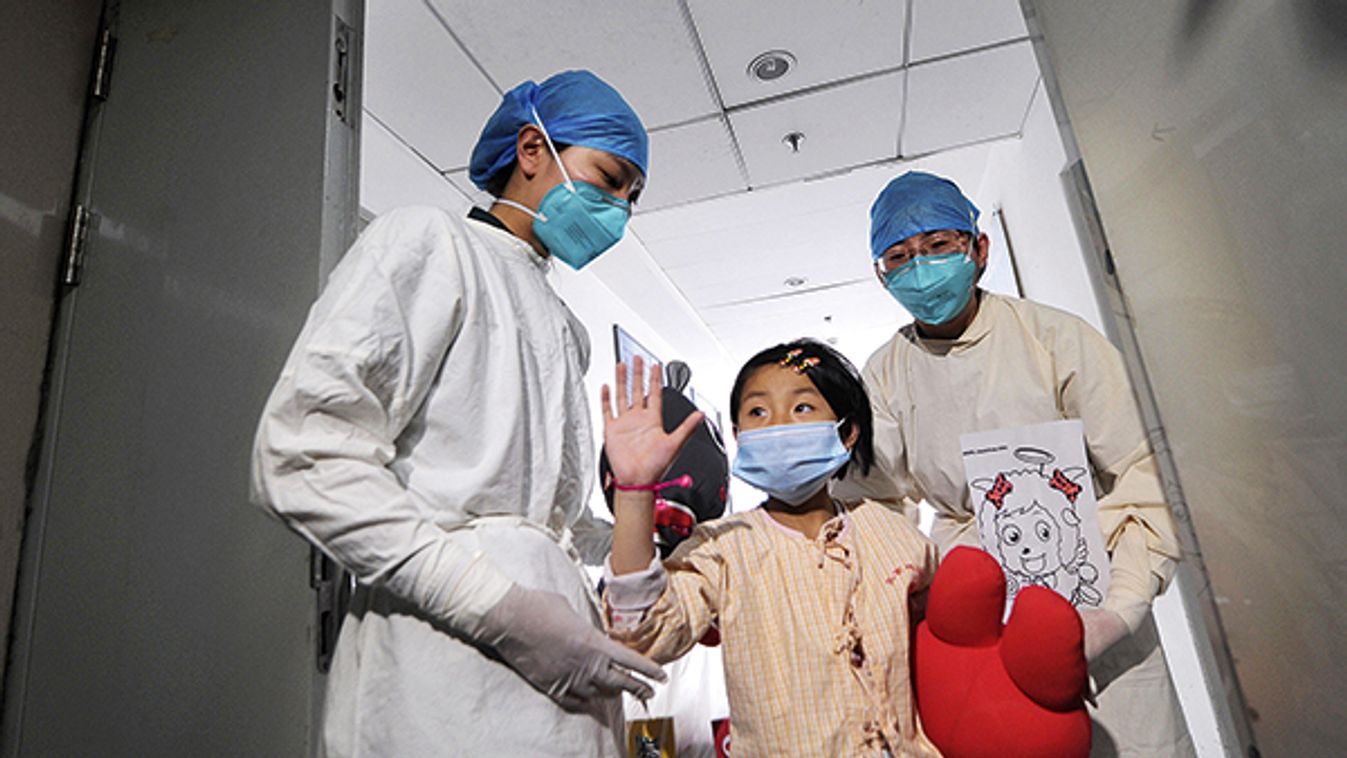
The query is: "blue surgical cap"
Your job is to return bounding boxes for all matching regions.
[868,171,980,260]
[468,70,649,191]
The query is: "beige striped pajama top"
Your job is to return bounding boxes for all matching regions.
[604,499,944,757]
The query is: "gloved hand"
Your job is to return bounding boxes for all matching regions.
[476,584,666,708]
[1080,607,1129,662]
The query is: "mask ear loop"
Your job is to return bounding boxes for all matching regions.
[489,106,575,222]
[964,208,978,264]
[530,106,576,193]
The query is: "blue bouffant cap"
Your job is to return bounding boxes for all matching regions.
[869,171,980,259]
[468,70,649,191]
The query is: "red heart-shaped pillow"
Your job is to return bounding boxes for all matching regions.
[913,546,1091,757]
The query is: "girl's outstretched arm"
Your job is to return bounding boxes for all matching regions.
[601,355,702,575]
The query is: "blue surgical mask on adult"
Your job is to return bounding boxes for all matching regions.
[881,237,978,325]
[533,181,629,269]
[731,420,851,507]
[495,107,631,270]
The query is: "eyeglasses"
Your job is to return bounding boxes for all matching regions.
[875,230,972,274]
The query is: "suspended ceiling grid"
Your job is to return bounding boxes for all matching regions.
[362,0,1041,369]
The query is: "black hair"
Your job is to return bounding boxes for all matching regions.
[728,338,875,480]
[483,162,514,198]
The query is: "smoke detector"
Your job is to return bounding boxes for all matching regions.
[748,50,795,82]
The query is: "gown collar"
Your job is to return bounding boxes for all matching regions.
[902,289,996,354]
[466,206,552,273]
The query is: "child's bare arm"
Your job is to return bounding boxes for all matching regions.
[601,355,702,575]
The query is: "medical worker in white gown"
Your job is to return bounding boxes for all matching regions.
[841,171,1196,757]
[250,70,663,757]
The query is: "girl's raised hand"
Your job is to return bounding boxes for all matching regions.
[601,356,704,489]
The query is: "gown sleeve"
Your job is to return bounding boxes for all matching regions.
[249,206,513,636]
[1052,315,1183,631]
[602,523,727,664]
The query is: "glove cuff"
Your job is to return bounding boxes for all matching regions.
[439,549,515,640]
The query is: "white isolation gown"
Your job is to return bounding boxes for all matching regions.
[250,206,621,757]
[838,291,1195,757]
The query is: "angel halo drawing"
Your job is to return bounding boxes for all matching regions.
[971,445,1104,609]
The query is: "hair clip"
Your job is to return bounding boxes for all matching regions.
[778,349,820,374]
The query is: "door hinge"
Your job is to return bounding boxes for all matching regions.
[91,23,117,101]
[331,18,355,126]
[310,547,351,673]
[62,204,96,286]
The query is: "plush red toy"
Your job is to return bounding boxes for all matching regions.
[913,546,1091,758]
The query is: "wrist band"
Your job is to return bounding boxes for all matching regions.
[612,474,693,492]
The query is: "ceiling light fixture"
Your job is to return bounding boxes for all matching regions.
[782,131,805,153]
[748,50,795,82]
[784,276,807,288]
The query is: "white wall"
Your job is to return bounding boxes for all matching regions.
[974,82,1105,331]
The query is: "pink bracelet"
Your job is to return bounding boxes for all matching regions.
[611,474,692,492]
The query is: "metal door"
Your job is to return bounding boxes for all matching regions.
[2,0,362,754]
[0,0,105,691]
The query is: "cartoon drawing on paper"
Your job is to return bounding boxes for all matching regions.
[960,423,1111,612]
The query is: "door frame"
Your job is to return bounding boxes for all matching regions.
[2,0,363,753]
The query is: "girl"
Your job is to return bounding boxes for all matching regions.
[601,340,942,758]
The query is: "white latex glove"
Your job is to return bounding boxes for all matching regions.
[476,584,666,708]
[1080,607,1130,662]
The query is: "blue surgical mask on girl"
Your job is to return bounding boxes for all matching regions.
[495,108,631,270]
[731,420,851,507]
[882,229,978,326]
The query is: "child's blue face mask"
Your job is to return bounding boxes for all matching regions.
[731,420,850,507]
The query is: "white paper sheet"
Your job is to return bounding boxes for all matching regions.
[959,419,1110,614]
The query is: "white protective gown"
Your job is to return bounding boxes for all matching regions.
[250,206,621,757]
[839,291,1195,757]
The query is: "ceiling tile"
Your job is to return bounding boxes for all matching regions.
[632,173,864,246]
[625,148,999,365]
[902,41,1039,156]
[701,284,909,367]
[687,0,906,107]
[630,146,993,245]
[909,0,1029,63]
[425,0,718,128]
[658,221,872,308]
[632,146,994,322]
[364,0,502,170]
[639,195,868,272]
[729,70,904,187]
[637,118,747,212]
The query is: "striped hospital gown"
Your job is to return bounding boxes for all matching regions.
[605,500,944,757]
